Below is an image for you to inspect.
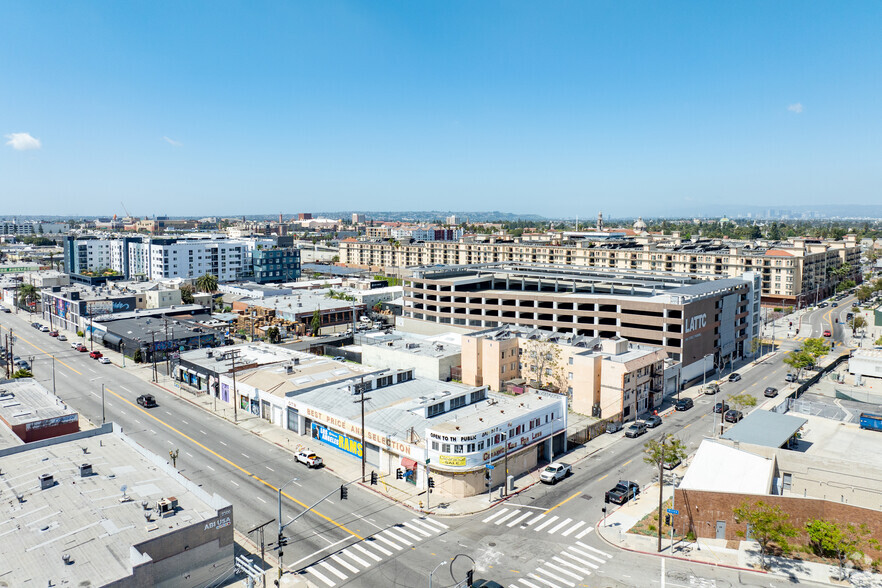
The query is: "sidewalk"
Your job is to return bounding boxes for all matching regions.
[595,479,882,587]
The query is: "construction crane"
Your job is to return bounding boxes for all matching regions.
[120,202,132,218]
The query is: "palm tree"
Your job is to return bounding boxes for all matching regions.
[18,284,39,311]
[195,273,218,293]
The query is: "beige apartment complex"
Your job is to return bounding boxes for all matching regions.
[340,234,860,307]
[461,327,667,421]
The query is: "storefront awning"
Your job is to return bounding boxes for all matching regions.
[102,333,122,347]
[401,457,418,470]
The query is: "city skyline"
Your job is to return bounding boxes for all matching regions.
[2,2,881,217]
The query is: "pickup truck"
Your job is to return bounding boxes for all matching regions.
[605,480,640,505]
[540,462,572,484]
[295,450,323,468]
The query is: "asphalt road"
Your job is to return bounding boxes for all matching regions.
[0,298,846,588]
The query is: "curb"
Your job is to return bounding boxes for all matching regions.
[593,520,768,576]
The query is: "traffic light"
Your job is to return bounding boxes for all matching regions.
[604,493,610,504]
[664,514,672,526]
[396,468,403,480]
[484,470,492,487]
[466,569,474,587]
[370,471,378,485]
[278,534,289,547]
[427,477,435,489]
[340,485,348,500]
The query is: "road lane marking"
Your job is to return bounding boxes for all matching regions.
[265,466,274,472]
[528,572,562,588]
[242,453,251,459]
[372,533,403,551]
[544,491,581,515]
[568,546,605,564]
[533,515,559,532]
[339,548,369,567]
[352,543,382,562]
[330,554,359,573]
[574,526,594,539]
[560,550,598,569]
[186,452,193,457]
[307,566,336,587]
[542,562,582,581]
[577,541,611,558]
[547,518,573,534]
[535,567,576,586]
[200,430,207,435]
[482,509,508,524]
[494,510,520,526]
[219,441,227,446]
[181,420,189,425]
[621,459,632,467]
[319,561,348,580]
[524,514,545,527]
[230,480,239,487]
[206,465,215,471]
[256,496,266,503]
[507,512,533,527]
[597,474,608,482]
[560,520,586,537]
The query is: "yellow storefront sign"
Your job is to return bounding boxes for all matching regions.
[438,455,466,467]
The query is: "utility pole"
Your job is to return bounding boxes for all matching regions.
[101,383,106,425]
[151,332,158,382]
[360,376,366,482]
[89,310,94,352]
[230,349,241,422]
[247,518,275,588]
[51,356,56,395]
[164,317,171,379]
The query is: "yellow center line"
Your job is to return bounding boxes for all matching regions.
[597,473,608,482]
[3,332,83,375]
[102,386,364,540]
[544,490,582,515]
[683,423,692,429]
[621,459,632,467]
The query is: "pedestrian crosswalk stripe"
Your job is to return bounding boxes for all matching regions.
[507,512,533,527]
[517,579,543,588]
[308,566,336,587]
[403,521,433,537]
[410,518,444,534]
[340,548,370,568]
[352,543,382,562]
[320,561,348,580]
[559,550,598,569]
[576,541,612,558]
[547,517,573,534]
[373,532,404,550]
[383,528,416,547]
[495,510,520,525]
[574,526,594,540]
[427,518,449,529]
[560,520,585,537]
[393,525,424,543]
[551,556,587,575]
[535,567,575,587]
[366,538,392,556]
[533,515,559,532]
[524,513,545,527]
[330,554,360,574]
[543,562,582,581]
[528,572,562,588]
[568,546,605,564]
[482,508,508,523]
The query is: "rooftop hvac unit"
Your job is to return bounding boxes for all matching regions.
[293,357,300,365]
[79,463,92,477]
[39,473,54,490]
[206,350,213,358]
[285,365,293,374]
[157,496,179,514]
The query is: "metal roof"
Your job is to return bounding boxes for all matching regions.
[721,410,808,448]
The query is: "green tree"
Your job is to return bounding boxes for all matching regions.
[802,338,829,359]
[728,393,757,414]
[180,284,195,304]
[11,368,33,379]
[768,222,782,241]
[18,283,39,310]
[783,350,815,380]
[805,519,880,580]
[856,285,873,303]
[195,273,218,293]
[266,326,281,344]
[643,435,688,552]
[310,309,321,336]
[850,315,867,333]
[733,500,798,570]
[132,348,143,363]
[523,339,567,394]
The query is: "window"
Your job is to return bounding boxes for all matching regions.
[467,443,476,452]
[568,357,573,365]
[442,443,451,452]
[782,473,792,491]
[568,372,573,380]
[428,402,445,417]
[431,441,439,451]
[469,389,486,404]
[477,441,484,450]
[454,444,464,454]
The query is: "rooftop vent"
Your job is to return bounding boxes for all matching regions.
[79,463,92,477]
[39,473,54,490]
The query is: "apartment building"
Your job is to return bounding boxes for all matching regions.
[405,263,761,384]
[341,234,860,307]
[462,327,667,421]
[62,236,300,283]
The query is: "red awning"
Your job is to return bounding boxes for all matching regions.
[401,457,418,470]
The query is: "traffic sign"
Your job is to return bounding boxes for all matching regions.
[666,508,679,515]
[486,464,495,470]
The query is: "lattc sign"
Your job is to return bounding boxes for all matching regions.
[685,313,707,334]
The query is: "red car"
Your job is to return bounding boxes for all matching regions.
[77,345,88,352]
[89,351,102,359]
[823,330,832,337]
[48,331,59,337]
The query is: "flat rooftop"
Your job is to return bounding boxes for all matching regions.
[180,342,303,372]
[360,331,462,358]
[235,355,382,397]
[0,425,230,586]
[799,413,882,470]
[0,379,77,427]
[250,289,365,314]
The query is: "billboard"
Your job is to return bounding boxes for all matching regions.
[311,422,363,459]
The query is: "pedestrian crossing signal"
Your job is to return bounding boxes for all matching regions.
[466,569,474,586]
[395,468,403,480]
[340,485,348,500]
[370,471,378,485]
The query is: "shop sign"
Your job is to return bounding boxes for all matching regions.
[311,422,362,458]
[438,455,466,467]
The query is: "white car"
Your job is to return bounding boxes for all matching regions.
[57,334,67,341]
[540,462,572,484]
[295,450,323,468]
[71,341,81,348]
[39,325,50,332]
[98,357,111,364]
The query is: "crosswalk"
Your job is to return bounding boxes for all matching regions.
[295,517,449,586]
[511,541,613,588]
[481,507,596,540]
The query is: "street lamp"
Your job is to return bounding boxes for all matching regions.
[429,561,447,588]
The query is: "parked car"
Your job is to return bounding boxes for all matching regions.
[77,345,88,352]
[540,462,572,484]
[675,398,694,411]
[663,456,682,470]
[136,394,158,408]
[643,415,663,428]
[48,331,59,337]
[728,373,742,382]
[98,357,111,364]
[846,312,854,321]
[819,302,829,308]
[605,421,623,434]
[852,302,860,308]
[31,322,41,329]
[713,402,730,414]
[15,360,30,370]
[0,307,9,313]
[57,334,67,341]
[70,341,81,348]
[624,422,647,438]
[605,480,641,505]
[831,302,838,307]
[823,330,832,337]
[39,325,50,332]
[295,450,323,468]
[89,351,102,359]
[703,383,720,395]
[764,387,779,398]
[724,409,744,423]
[785,373,797,382]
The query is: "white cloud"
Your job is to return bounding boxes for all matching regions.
[787,103,804,114]
[4,132,42,150]
[162,136,182,147]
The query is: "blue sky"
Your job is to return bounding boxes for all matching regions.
[2,1,880,218]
